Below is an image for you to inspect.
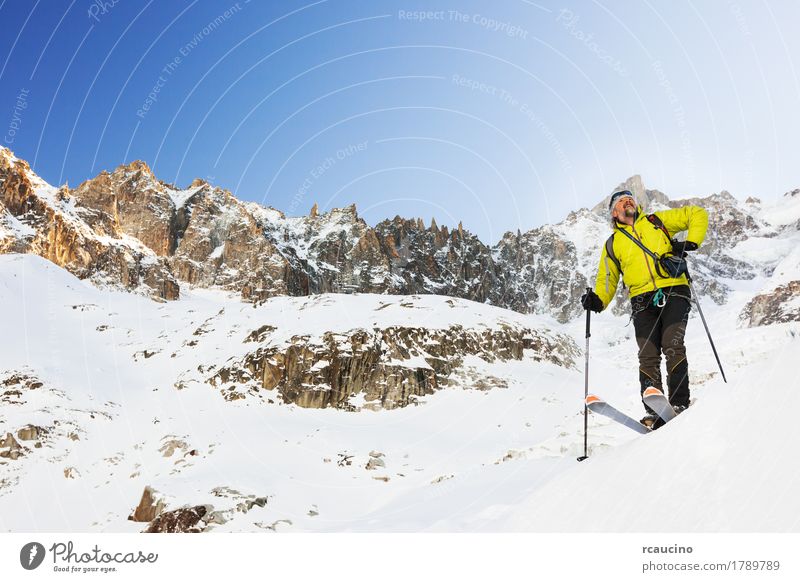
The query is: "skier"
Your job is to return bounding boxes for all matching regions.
[580,190,709,428]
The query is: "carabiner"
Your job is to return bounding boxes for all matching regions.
[652,288,666,308]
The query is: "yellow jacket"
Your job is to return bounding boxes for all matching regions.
[594,205,709,309]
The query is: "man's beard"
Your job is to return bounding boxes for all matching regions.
[623,206,636,217]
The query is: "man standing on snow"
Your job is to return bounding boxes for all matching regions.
[580,190,709,428]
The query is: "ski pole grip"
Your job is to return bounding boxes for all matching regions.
[585,286,592,338]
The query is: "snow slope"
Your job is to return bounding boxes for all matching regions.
[0,238,798,532]
[328,273,800,532]
[0,254,579,532]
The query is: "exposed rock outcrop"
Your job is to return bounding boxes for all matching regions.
[0,432,23,460]
[493,226,589,322]
[209,323,577,410]
[0,149,179,300]
[130,486,167,523]
[16,424,46,441]
[143,505,208,533]
[138,487,270,532]
[739,281,800,327]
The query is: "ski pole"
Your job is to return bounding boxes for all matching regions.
[686,268,727,383]
[577,287,591,462]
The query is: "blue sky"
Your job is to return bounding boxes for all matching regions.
[1,0,798,242]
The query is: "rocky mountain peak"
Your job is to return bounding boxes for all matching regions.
[591,175,671,215]
[2,148,797,327]
[0,148,180,300]
[0,145,14,162]
[0,146,30,178]
[563,207,596,225]
[620,174,646,199]
[116,159,154,177]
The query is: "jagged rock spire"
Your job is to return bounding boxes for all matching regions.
[591,175,670,215]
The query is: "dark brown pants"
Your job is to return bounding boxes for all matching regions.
[631,286,692,412]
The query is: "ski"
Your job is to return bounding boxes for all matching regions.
[642,387,677,424]
[585,394,651,434]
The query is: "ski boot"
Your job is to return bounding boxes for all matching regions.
[639,413,663,430]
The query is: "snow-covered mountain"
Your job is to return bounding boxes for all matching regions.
[3,146,797,325]
[1,146,799,532]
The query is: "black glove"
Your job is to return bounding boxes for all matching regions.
[580,290,604,313]
[670,240,698,258]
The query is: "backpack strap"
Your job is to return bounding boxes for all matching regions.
[605,234,621,273]
[603,233,625,292]
[617,222,675,279]
[646,213,672,243]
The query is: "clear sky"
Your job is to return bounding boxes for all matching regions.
[1,0,798,243]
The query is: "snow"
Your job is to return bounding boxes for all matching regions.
[231,292,558,348]
[242,201,285,225]
[556,209,609,275]
[243,202,364,269]
[488,355,800,532]
[0,250,798,533]
[167,184,205,209]
[727,223,800,302]
[760,244,800,288]
[758,192,800,227]
[0,209,35,238]
[209,244,225,259]
[387,354,433,370]
[729,234,797,269]
[0,254,574,532]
